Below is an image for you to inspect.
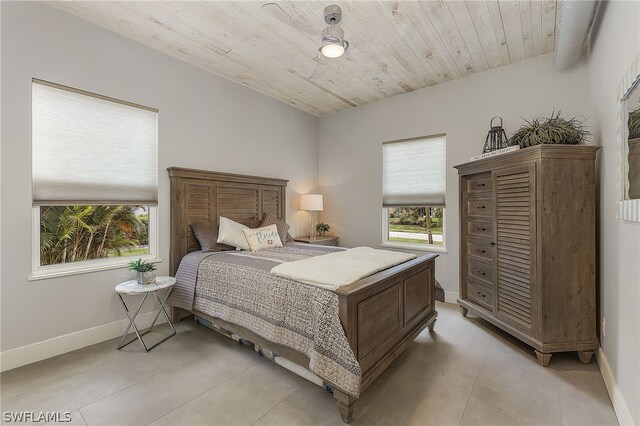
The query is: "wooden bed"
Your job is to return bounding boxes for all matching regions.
[167,167,438,423]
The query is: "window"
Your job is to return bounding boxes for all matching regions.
[382,135,446,251]
[31,80,158,279]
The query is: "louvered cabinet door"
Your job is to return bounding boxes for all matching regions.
[494,164,537,336]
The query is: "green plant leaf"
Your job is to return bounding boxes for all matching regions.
[511,111,590,148]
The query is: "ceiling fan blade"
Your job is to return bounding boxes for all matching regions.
[261,3,320,37]
[308,51,330,80]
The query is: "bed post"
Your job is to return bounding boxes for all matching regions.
[334,389,356,423]
[168,169,182,325]
[170,307,183,323]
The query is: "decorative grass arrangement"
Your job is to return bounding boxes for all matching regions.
[510,111,590,148]
[629,106,640,139]
[128,258,156,272]
[128,258,157,285]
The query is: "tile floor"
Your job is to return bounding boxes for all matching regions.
[1,302,618,426]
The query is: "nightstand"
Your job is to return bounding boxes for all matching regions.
[293,236,339,246]
[114,276,177,352]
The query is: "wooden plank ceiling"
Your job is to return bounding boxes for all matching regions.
[49,1,557,116]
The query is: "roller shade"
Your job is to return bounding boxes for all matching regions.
[383,135,446,207]
[32,80,158,206]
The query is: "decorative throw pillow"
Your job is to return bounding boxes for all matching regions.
[247,219,262,229]
[242,224,283,251]
[217,217,251,250]
[259,213,291,244]
[191,224,235,252]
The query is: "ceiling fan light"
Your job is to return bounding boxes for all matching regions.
[320,25,347,58]
[321,43,345,58]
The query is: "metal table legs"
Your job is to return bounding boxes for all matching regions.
[116,289,176,352]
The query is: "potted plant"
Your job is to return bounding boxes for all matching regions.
[629,105,640,139]
[128,258,157,285]
[316,222,331,237]
[510,111,590,148]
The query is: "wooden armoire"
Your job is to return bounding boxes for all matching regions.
[455,145,600,366]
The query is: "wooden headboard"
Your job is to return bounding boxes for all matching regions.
[167,167,288,275]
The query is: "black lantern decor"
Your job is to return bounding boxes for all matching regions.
[483,117,510,153]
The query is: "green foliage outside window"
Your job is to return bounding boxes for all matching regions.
[388,207,443,246]
[40,205,149,266]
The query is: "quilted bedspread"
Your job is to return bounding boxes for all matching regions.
[168,244,362,397]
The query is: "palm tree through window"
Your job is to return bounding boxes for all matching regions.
[39,205,150,266]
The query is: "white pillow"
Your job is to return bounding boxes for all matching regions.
[242,224,283,251]
[217,217,250,250]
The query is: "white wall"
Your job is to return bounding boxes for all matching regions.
[0,2,318,356]
[319,54,590,298]
[3,10,638,424]
[587,1,640,424]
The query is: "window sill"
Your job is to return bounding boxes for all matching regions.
[29,256,162,281]
[381,241,448,254]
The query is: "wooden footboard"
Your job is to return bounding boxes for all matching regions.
[334,253,438,422]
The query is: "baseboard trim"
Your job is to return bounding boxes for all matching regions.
[0,311,168,372]
[597,348,635,426]
[444,290,458,304]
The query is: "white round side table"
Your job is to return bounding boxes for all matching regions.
[115,276,177,352]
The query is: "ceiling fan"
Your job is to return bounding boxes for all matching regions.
[261,3,351,79]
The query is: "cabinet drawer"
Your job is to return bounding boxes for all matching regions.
[467,220,494,238]
[466,174,492,194]
[468,241,495,260]
[469,258,494,285]
[467,279,494,311]
[467,198,493,216]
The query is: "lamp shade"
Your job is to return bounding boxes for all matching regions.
[300,194,323,211]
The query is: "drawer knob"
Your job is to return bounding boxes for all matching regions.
[477,227,486,231]
[479,183,486,187]
[478,249,486,253]
[491,242,496,246]
[478,271,486,276]
[477,292,486,298]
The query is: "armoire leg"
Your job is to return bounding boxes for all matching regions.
[578,350,594,364]
[459,306,468,317]
[535,350,552,367]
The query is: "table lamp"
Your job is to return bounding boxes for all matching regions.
[300,194,323,239]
